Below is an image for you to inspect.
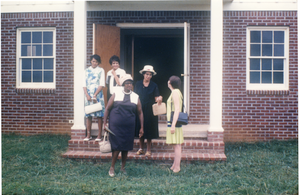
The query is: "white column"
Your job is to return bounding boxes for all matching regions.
[71,0,87,130]
[209,0,224,132]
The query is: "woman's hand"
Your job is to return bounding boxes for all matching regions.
[103,123,109,132]
[86,94,92,101]
[170,126,175,134]
[156,96,163,105]
[139,128,144,138]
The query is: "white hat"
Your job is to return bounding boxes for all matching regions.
[119,74,134,86]
[139,65,157,75]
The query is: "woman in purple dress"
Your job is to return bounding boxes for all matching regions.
[103,74,144,177]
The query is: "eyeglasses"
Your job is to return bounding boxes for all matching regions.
[124,82,133,85]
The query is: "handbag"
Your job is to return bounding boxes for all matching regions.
[170,96,189,126]
[99,132,111,153]
[171,111,189,126]
[152,102,166,116]
[85,102,102,114]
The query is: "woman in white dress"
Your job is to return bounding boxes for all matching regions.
[106,55,126,102]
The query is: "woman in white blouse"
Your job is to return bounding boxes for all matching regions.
[106,55,126,102]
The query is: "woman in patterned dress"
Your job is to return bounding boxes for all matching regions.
[166,76,183,173]
[83,54,105,141]
[103,74,144,177]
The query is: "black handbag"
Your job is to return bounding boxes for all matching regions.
[170,96,189,126]
[171,111,188,125]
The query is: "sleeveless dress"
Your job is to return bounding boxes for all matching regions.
[109,90,139,151]
[84,66,105,118]
[166,89,184,144]
[134,80,160,139]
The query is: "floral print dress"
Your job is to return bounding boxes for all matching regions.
[84,66,105,118]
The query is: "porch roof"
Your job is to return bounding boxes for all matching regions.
[1,0,297,13]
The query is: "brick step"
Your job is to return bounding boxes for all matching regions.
[67,138,225,154]
[62,150,227,162]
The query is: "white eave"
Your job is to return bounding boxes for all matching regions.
[0,0,297,13]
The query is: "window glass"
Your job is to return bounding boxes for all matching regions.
[33,71,42,82]
[43,32,53,43]
[22,71,31,82]
[262,31,272,43]
[250,44,260,56]
[262,59,272,70]
[32,32,42,43]
[250,59,260,70]
[21,32,31,43]
[44,71,53,82]
[250,31,261,43]
[262,72,272,83]
[262,44,272,56]
[21,45,31,56]
[273,72,283,83]
[44,59,53,69]
[274,31,284,43]
[273,59,284,70]
[250,72,260,83]
[33,58,42,69]
[32,45,42,56]
[22,59,31,69]
[43,45,53,56]
[274,44,284,56]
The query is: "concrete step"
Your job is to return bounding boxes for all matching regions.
[91,123,209,138]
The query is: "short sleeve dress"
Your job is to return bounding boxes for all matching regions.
[84,66,105,118]
[166,89,184,144]
[106,68,126,101]
[134,80,160,139]
[109,90,139,151]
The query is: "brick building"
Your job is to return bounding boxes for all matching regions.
[1,0,298,146]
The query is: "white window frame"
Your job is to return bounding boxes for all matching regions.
[246,26,289,90]
[16,27,56,89]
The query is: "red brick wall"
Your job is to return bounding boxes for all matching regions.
[1,11,297,141]
[1,12,74,135]
[223,11,298,141]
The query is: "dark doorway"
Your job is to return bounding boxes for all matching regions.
[121,29,184,102]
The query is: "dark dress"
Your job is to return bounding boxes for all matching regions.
[134,80,160,139]
[109,90,139,151]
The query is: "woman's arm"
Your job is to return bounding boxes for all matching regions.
[170,91,180,134]
[137,99,144,138]
[111,69,121,86]
[93,86,103,99]
[83,87,91,101]
[103,94,115,126]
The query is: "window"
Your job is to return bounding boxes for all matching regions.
[17,27,56,89]
[247,27,289,90]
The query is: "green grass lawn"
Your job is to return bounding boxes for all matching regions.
[2,134,298,195]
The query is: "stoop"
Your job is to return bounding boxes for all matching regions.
[63,123,227,162]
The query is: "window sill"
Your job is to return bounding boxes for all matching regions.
[247,90,289,95]
[15,88,56,94]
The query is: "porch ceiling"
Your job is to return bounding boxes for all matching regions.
[87,0,233,11]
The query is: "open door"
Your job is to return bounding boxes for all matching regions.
[93,24,120,104]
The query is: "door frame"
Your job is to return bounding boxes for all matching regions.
[116,22,190,113]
